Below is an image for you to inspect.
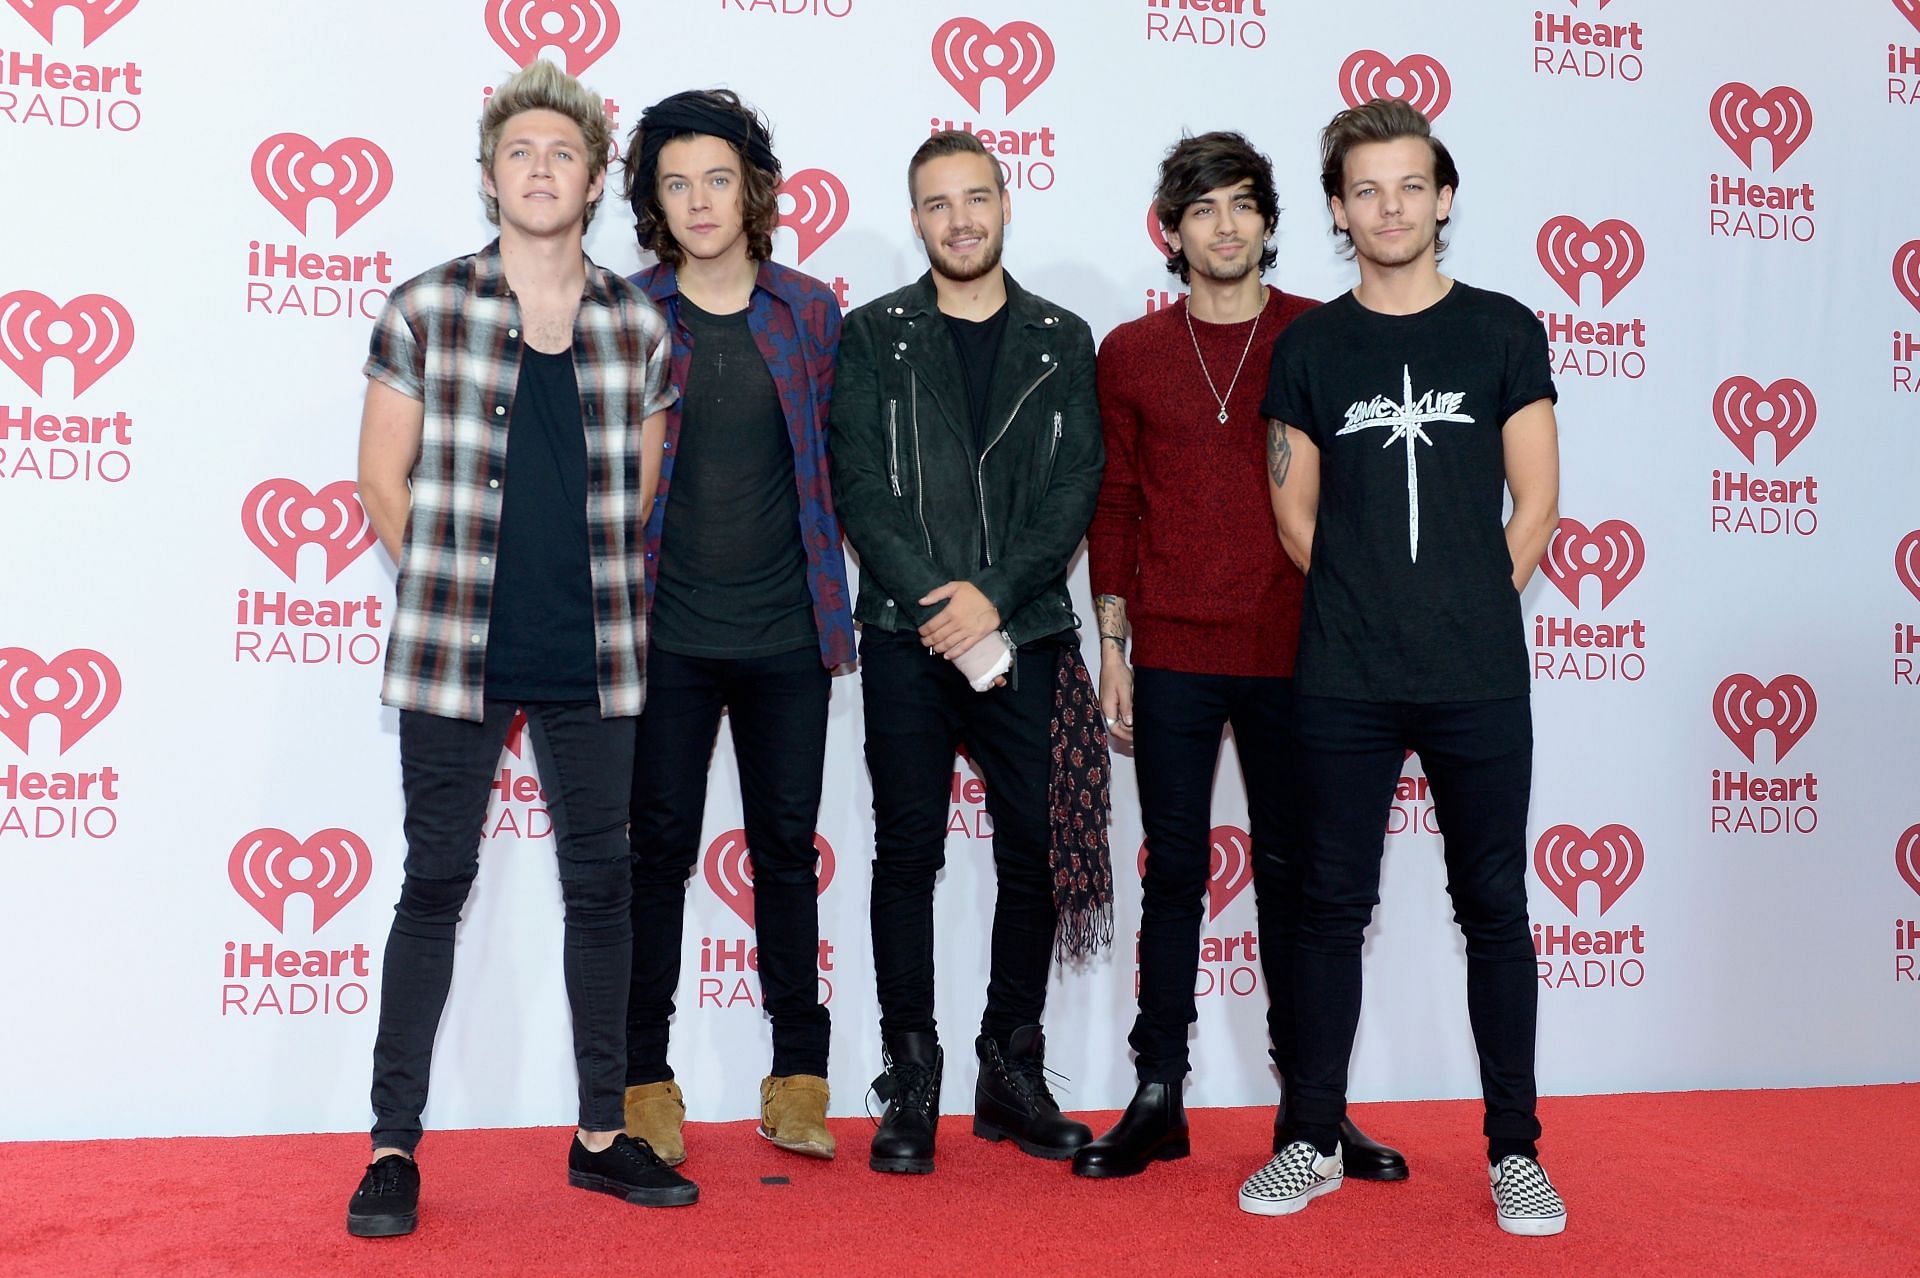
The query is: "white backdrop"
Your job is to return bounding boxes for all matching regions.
[3,0,1918,1142]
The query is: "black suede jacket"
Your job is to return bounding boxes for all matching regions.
[829,271,1103,645]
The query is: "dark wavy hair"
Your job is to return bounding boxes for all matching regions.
[1152,131,1280,284]
[1318,98,1460,258]
[623,89,781,265]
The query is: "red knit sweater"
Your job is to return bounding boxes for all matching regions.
[1088,287,1316,677]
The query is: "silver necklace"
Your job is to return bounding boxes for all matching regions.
[1184,301,1261,424]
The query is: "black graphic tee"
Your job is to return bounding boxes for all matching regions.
[1261,282,1556,703]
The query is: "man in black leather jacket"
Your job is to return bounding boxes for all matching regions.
[830,129,1103,1176]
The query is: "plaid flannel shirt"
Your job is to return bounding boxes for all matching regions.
[363,239,675,722]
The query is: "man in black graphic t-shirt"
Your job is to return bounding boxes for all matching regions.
[1235,100,1567,1238]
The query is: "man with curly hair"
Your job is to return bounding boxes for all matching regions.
[619,90,855,1178]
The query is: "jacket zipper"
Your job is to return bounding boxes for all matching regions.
[887,398,901,497]
[909,371,932,557]
[974,361,1058,566]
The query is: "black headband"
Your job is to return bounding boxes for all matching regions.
[635,92,779,192]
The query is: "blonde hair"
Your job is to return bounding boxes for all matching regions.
[478,60,612,228]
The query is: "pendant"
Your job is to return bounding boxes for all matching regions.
[1217,409,1229,423]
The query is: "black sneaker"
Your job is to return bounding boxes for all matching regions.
[346,1153,419,1237]
[567,1133,699,1207]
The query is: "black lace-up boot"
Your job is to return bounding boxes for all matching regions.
[972,1025,1092,1160]
[870,1031,942,1173]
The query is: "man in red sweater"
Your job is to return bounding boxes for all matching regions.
[1073,132,1407,1181]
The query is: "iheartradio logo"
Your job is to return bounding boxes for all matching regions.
[777,168,848,264]
[1895,240,1920,314]
[1337,50,1451,121]
[932,17,1055,114]
[1709,83,1812,171]
[703,829,835,928]
[241,479,375,584]
[229,828,372,932]
[0,647,120,755]
[1713,673,1816,763]
[1540,518,1644,609]
[1534,824,1642,916]
[4,0,139,47]
[1712,377,1815,465]
[1137,825,1252,921]
[1537,216,1644,306]
[484,0,620,76]
[1898,824,1920,899]
[1896,530,1920,606]
[0,290,134,396]
[250,134,393,237]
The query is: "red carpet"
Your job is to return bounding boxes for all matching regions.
[4,1086,1915,1277]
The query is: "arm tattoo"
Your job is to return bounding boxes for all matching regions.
[1266,418,1293,489]
[1094,594,1128,648]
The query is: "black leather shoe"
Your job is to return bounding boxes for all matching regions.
[1271,1110,1409,1181]
[346,1153,419,1237]
[973,1025,1093,1160]
[870,1031,942,1174]
[1071,1080,1189,1178]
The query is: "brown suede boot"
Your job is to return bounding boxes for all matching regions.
[759,1074,835,1159]
[623,1080,687,1166]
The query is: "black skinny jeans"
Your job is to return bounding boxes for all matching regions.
[369,701,635,1154]
[1129,666,1302,1084]
[626,645,832,1083]
[860,628,1059,1046]
[1288,694,1541,1161]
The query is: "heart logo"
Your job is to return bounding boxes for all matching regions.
[1540,518,1645,609]
[250,133,394,237]
[1337,50,1452,121]
[1711,376,1816,465]
[1537,216,1645,307]
[931,17,1055,114]
[4,0,139,47]
[1895,530,1920,606]
[1897,825,1920,898]
[0,647,121,755]
[0,290,135,396]
[702,829,836,928]
[1894,240,1920,314]
[482,0,620,75]
[229,827,373,932]
[240,479,376,583]
[1533,824,1643,916]
[1708,83,1814,171]
[777,168,849,264]
[1712,673,1817,764]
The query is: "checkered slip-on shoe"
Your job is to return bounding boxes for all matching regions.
[1490,1155,1568,1236]
[1237,1140,1343,1217]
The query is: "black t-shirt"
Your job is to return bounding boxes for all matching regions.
[485,346,598,700]
[651,297,815,659]
[1261,282,1556,703]
[945,304,1009,458]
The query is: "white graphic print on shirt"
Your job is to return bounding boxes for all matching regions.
[1335,364,1475,562]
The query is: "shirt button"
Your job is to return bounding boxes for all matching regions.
[896,342,907,350]
[488,479,500,488]
[480,555,491,566]
[1041,353,1051,363]
[508,328,519,339]
[469,634,482,644]
[886,598,895,608]
[494,405,506,416]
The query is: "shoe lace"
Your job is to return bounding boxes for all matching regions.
[613,1136,668,1170]
[363,1158,409,1196]
[1006,1054,1070,1109]
[867,1059,938,1125]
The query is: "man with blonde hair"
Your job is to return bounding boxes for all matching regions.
[345,60,690,1236]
